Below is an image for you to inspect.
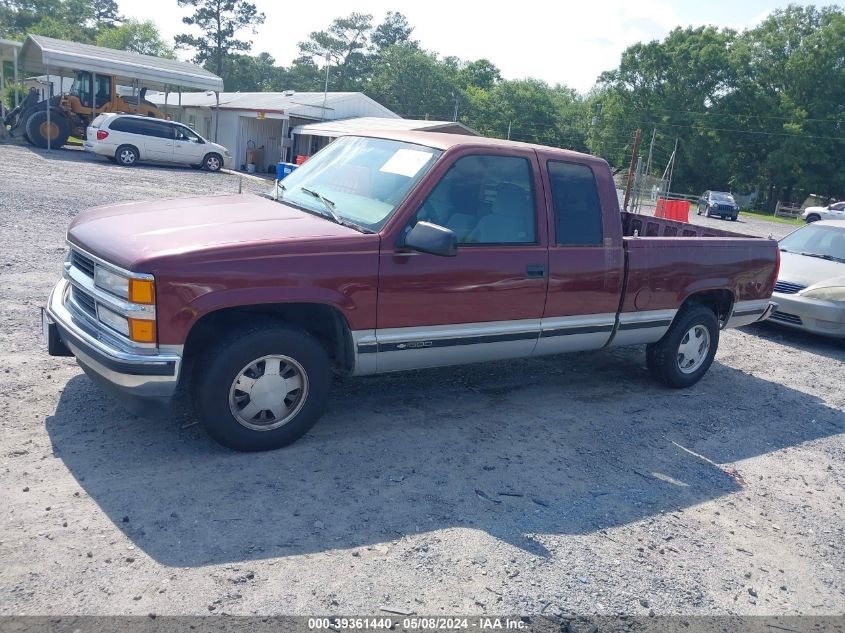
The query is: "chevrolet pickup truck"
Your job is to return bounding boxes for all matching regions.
[44,132,779,451]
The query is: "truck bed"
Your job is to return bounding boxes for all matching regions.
[621,211,758,239]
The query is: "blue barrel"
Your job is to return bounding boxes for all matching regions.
[276,162,298,180]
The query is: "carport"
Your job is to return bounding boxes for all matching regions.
[14,34,224,149]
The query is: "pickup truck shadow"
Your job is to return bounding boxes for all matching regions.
[45,346,844,567]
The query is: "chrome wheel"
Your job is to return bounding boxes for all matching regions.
[228,355,308,431]
[118,148,137,165]
[677,325,710,374]
[205,155,221,171]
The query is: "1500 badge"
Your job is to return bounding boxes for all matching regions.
[395,341,433,349]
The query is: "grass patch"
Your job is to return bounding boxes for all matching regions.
[739,208,804,226]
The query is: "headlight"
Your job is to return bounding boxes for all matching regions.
[94,266,155,303]
[97,304,129,335]
[801,286,845,302]
[95,266,129,299]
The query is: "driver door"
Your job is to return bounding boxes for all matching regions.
[373,148,549,373]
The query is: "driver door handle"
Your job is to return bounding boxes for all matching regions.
[526,264,547,279]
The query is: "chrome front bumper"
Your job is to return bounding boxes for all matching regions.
[45,278,181,400]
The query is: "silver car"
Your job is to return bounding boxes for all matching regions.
[770,221,845,338]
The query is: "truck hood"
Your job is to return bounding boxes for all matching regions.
[67,194,361,270]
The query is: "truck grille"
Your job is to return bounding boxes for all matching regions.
[70,250,96,278]
[70,285,97,318]
[770,311,803,326]
[773,280,806,295]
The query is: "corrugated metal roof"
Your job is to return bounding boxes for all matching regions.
[292,117,480,137]
[147,91,400,120]
[19,35,223,92]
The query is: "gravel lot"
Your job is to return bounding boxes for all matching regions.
[1,143,843,618]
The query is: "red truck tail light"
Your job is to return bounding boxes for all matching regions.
[774,246,781,285]
[96,130,109,140]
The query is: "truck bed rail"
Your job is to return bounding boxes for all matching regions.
[621,211,757,239]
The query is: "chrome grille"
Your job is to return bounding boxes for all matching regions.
[71,250,96,278]
[773,280,807,295]
[70,285,97,317]
[770,311,803,326]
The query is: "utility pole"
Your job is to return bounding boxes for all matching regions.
[507,121,512,140]
[452,93,459,122]
[321,52,331,121]
[666,138,679,195]
[622,129,642,212]
[644,129,656,181]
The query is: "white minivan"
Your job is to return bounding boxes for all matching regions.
[84,113,232,171]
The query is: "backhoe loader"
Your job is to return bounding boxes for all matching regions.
[3,70,164,148]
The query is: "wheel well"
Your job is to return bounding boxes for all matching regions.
[182,303,354,373]
[682,289,734,324]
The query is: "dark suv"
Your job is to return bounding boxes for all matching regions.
[697,191,739,221]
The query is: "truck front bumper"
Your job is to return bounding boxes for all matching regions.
[44,278,182,416]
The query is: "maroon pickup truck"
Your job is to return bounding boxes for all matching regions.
[44,132,779,451]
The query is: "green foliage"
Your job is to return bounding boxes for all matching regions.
[96,19,173,57]
[591,7,845,202]
[297,12,374,90]
[174,0,265,77]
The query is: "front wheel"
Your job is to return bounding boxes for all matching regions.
[646,303,719,388]
[806,214,821,223]
[193,321,331,451]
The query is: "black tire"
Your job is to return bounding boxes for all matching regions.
[115,145,139,166]
[25,110,70,149]
[645,303,719,388]
[193,321,331,451]
[730,214,738,221]
[806,214,821,223]
[202,152,223,172]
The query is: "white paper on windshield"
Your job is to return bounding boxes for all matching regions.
[379,149,432,178]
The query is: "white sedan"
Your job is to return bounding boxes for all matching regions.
[802,201,845,223]
[770,221,845,338]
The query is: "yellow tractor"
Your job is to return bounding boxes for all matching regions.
[4,70,165,148]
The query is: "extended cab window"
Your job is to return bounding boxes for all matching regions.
[416,155,536,245]
[548,161,603,245]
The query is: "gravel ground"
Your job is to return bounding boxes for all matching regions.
[1,143,843,618]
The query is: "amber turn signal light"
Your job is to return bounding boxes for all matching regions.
[128,278,155,304]
[128,318,156,343]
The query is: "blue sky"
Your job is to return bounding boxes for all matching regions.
[119,0,830,93]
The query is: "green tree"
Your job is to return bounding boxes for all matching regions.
[90,0,120,27]
[371,11,413,51]
[175,0,265,77]
[459,58,501,91]
[221,51,282,91]
[367,44,460,119]
[96,18,173,57]
[297,12,374,90]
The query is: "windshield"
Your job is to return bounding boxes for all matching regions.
[711,192,734,202]
[270,136,441,231]
[780,223,845,262]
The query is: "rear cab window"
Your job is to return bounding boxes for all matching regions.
[547,161,603,245]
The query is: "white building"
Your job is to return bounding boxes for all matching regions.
[147,91,402,174]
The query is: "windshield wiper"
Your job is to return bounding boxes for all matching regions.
[798,251,845,263]
[300,187,342,224]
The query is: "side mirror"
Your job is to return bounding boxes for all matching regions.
[400,221,458,257]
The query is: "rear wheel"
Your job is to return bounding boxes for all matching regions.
[25,111,70,149]
[203,153,223,172]
[646,303,719,388]
[115,145,139,166]
[806,214,821,223]
[193,322,331,451]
